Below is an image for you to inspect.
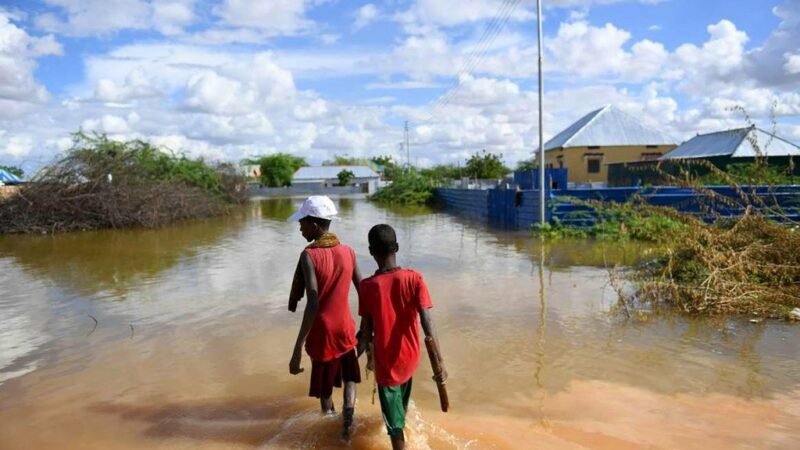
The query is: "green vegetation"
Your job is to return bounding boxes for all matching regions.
[534,199,690,243]
[0,132,246,234]
[243,153,307,187]
[323,155,360,166]
[698,161,797,186]
[0,165,23,178]
[515,159,538,171]
[420,164,462,183]
[337,169,355,186]
[464,150,511,179]
[369,169,433,206]
[372,155,401,180]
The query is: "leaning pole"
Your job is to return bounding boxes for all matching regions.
[536,0,546,226]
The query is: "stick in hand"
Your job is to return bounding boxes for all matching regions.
[424,336,449,412]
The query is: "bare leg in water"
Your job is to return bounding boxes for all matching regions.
[342,381,356,437]
[390,431,405,450]
[320,396,334,414]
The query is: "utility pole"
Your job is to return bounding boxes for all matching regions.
[404,120,411,169]
[536,0,546,227]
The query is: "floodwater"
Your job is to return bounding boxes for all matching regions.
[1,198,798,450]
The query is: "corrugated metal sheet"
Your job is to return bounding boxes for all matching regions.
[544,105,677,151]
[660,127,800,159]
[293,165,379,181]
[0,169,22,184]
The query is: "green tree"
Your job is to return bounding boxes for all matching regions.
[371,155,401,180]
[323,155,358,166]
[0,165,24,178]
[515,159,538,171]
[464,150,511,179]
[244,154,307,187]
[337,169,355,186]
[420,164,461,183]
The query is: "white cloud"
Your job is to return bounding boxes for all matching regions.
[320,34,340,45]
[212,0,314,35]
[672,20,749,95]
[0,12,62,116]
[184,71,259,116]
[547,20,667,81]
[400,0,532,27]
[93,67,160,102]
[294,98,328,121]
[35,0,197,36]
[784,53,800,75]
[648,24,661,31]
[354,4,379,30]
[0,135,33,157]
[745,0,800,87]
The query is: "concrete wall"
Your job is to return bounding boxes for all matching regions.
[545,145,677,184]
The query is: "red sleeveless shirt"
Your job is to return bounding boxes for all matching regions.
[303,244,358,362]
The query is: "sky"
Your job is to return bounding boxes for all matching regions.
[1,0,799,172]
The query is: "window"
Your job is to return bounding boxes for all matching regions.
[587,159,601,173]
[588,146,601,150]
[646,145,659,149]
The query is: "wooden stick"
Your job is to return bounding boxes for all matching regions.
[424,336,449,412]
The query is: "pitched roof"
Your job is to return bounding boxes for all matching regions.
[660,126,800,160]
[543,105,677,151]
[293,165,379,180]
[0,169,22,184]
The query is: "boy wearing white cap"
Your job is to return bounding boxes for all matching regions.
[287,196,362,438]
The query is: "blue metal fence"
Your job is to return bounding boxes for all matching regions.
[435,185,800,230]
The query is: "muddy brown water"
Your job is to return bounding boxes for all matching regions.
[1,198,798,449]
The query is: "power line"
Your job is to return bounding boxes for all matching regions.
[415,0,524,126]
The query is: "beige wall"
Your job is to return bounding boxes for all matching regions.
[545,145,676,184]
[0,186,20,199]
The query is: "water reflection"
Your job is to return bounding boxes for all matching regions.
[0,214,243,297]
[0,198,798,449]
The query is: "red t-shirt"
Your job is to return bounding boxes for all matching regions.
[303,244,358,362]
[358,268,433,387]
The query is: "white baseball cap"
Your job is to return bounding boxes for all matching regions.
[287,195,339,222]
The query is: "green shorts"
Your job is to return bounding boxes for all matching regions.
[377,378,413,436]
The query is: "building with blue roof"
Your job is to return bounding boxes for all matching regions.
[542,105,677,185]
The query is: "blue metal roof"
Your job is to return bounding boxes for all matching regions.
[293,165,379,181]
[660,126,800,160]
[0,169,22,184]
[544,105,677,151]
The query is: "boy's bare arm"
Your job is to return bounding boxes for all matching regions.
[419,308,447,383]
[288,256,305,312]
[290,252,319,375]
[352,260,363,288]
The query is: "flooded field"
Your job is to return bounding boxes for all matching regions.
[1,198,798,449]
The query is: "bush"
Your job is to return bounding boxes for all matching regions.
[464,150,511,179]
[369,169,433,206]
[337,169,355,186]
[0,132,245,234]
[244,154,306,187]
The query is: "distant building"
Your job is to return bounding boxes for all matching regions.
[0,169,22,185]
[292,165,380,192]
[607,126,800,186]
[659,126,800,161]
[542,105,677,185]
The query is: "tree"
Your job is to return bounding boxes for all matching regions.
[244,154,307,187]
[371,155,401,180]
[464,150,511,179]
[323,155,358,166]
[420,164,462,182]
[0,165,24,178]
[337,169,355,186]
[516,159,538,171]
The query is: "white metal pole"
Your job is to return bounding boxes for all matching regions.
[536,0,546,226]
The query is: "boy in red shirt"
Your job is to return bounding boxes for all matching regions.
[287,196,362,438]
[357,224,448,450]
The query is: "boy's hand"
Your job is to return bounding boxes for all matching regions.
[434,364,448,384]
[289,349,304,375]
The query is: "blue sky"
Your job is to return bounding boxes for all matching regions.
[1,0,799,171]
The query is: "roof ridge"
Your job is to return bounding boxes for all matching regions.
[561,105,609,148]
